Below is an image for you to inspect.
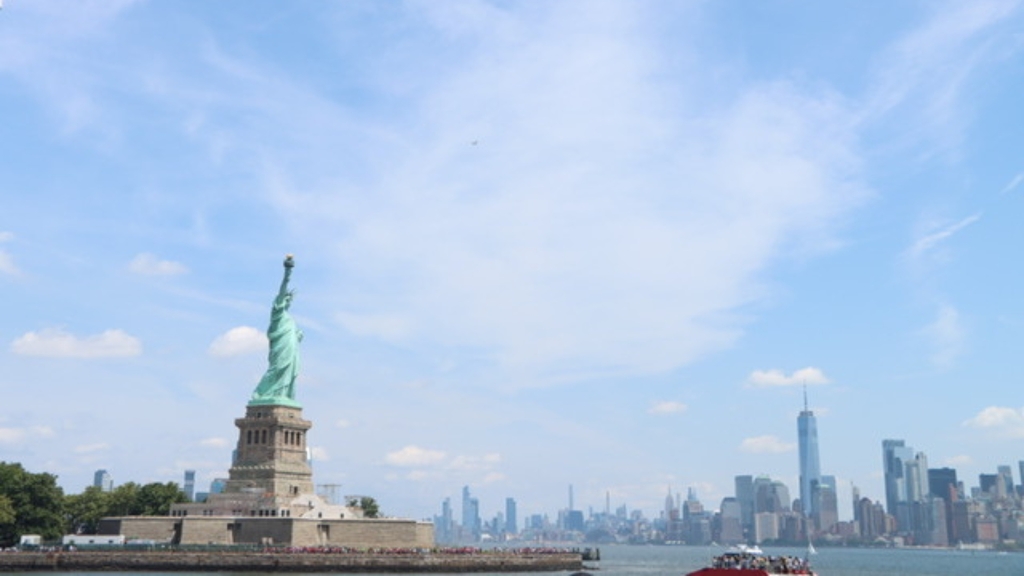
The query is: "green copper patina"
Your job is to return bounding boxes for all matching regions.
[249,255,303,408]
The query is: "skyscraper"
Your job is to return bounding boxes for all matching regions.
[183,470,196,502]
[798,388,821,517]
[735,475,754,537]
[93,469,113,492]
[505,497,518,535]
[882,439,914,519]
[461,486,480,542]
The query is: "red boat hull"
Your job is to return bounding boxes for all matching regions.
[688,565,815,569]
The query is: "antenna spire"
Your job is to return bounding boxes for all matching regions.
[803,382,808,412]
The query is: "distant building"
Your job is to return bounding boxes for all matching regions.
[718,497,743,544]
[882,439,917,531]
[183,470,195,502]
[735,475,754,539]
[434,497,454,544]
[209,478,227,494]
[754,512,778,543]
[462,486,480,542]
[93,469,113,492]
[797,388,821,519]
[505,497,518,536]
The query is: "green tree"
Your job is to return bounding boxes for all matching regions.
[136,482,188,515]
[64,486,110,534]
[107,482,141,516]
[106,482,187,516]
[348,496,380,519]
[0,462,65,547]
[0,495,15,526]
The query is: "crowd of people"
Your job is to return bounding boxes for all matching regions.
[260,545,581,555]
[710,552,813,574]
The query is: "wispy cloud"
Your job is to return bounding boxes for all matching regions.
[11,328,142,358]
[0,426,55,445]
[257,6,872,385]
[746,367,830,388]
[648,401,688,415]
[963,406,1024,438]
[208,326,265,357]
[923,303,965,368]
[1000,172,1024,194]
[384,445,447,467]
[0,231,18,276]
[128,253,188,276]
[863,1,1019,152]
[907,213,981,260]
[739,435,795,454]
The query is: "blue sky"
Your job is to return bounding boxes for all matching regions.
[2,0,1023,523]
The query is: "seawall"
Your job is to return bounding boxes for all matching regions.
[0,550,585,572]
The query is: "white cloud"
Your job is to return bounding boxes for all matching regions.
[448,453,502,472]
[963,406,1024,438]
[648,401,688,415]
[261,5,870,385]
[0,426,55,444]
[746,367,830,388]
[384,445,447,467]
[310,446,330,462]
[334,419,352,429]
[128,252,188,276]
[864,1,1018,151]
[1000,172,1023,195]
[739,435,795,454]
[0,428,26,444]
[74,442,110,454]
[11,328,142,358]
[482,472,506,484]
[907,213,981,260]
[200,437,229,448]
[208,326,266,357]
[923,304,964,368]
[0,232,18,276]
[0,251,19,276]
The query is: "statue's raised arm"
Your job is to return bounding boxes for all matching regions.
[250,254,303,408]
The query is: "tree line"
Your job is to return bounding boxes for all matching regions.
[0,462,187,547]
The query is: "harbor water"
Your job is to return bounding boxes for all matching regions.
[2,544,1023,576]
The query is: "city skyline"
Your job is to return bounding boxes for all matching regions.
[2,1,1024,523]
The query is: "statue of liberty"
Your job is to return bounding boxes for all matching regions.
[250,254,303,407]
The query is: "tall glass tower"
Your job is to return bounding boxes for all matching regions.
[798,387,821,517]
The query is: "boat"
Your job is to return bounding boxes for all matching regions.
[686,546,816,576]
